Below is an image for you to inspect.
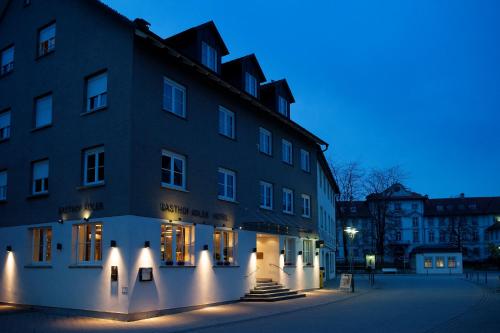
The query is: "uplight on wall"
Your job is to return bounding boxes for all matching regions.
[144,241,150,248]
[110,240,117,248]
[203,244,209,251]
[6,245,12,252]
[298,251,303,255]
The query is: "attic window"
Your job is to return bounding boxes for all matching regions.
[278,96,288,117]
[201,42,217,72]
[245,72,257,97]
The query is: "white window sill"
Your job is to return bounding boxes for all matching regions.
[283,211,294,216]
[77,182,105,191]
[218,197,238,204]
[81,106,107,116]
[163,108,186,120]
[302,215,311,219]
[259,206,273,211]
[160,184,189,193]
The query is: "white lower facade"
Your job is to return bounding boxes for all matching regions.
[0,215,319,319]
[415,252,463,274]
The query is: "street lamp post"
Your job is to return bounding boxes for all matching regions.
[344,226,359,273]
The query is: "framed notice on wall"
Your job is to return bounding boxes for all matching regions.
[139,267,153,281]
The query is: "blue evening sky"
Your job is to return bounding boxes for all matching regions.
[102,0,500,198]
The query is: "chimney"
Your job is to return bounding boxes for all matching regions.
[460,193,465,198]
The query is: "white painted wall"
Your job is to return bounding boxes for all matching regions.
[278,236,319,291]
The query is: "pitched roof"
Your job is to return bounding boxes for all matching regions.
[221,54,266,82]
[261,79,295,103]
[366,183,425,201]
[424,197,500,217]
[338,201,371,218]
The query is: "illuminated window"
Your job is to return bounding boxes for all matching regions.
[282,139,293,165]
[259,127,272,155]
[160,224,193,266]
[163,76,186,117]
[1,45,14,76]
[0,110,11,140]
[301,194,311,218]
[300,149,310,172]
[218,106,235,139]
[303,239,314,266]
[213,230,236,265]
[424,257,432,268]
[38,23,56,56]
[86,72,107,113]
[284,237,296,265]
[245,72,257,97]
[201,41,217,71]
[259,181,273,210]
[32,159,49,195]
[447,256,457,268]
[0,170,6,201]
[32,227,52,263]
[435,256,445,268]
[282,188,294,214]
[217,168,236,201]
[161,150,185,190]
[74,223,102,263]
[83,147,104,186]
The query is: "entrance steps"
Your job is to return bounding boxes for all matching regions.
[240,278,306,302]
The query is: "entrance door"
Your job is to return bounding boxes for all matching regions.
[256,234,280,282]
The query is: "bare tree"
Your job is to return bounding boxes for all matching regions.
[447,216,474,250]
[331,161,364,265]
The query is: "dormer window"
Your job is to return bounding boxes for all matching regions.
[278,95,288,117]
[201,41,217,72]
[245,72,257,97]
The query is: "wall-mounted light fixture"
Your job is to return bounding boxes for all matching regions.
[203,244,209,251]
[280,249,285,255]
[58,218,64,224]
[315,252,319,256]
[298,251,303,255]
[6,245,12,252]
[110,240,117,248]
[56,243,62,251]
[316,240,324,248]
[252,248,257,253]
[144,241,150,248]
[83,217,89,222]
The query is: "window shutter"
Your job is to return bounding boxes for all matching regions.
[0,112,10,128]
[34,160,49,180]
[35,95,52,127]
[39,24,56,42]
[87,73,107,98]
[163,81,173,111]
[1,47,14,65]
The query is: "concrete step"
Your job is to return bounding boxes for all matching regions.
[256,278,273,283]
[241,293,306,302]
[256,282,278,287]
[250,288,290,294]
[255,285,284,291]
[244,290,298,298]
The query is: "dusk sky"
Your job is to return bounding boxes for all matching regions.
[102,0,500,198]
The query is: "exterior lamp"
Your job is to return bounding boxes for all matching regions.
[298,251,303,255]
[203,244,209,251]
[110,240,117,248]
[56,243,63,251]
[83,217,89,222]
[252,248,257,253]
[6,245,12,252]
[315,252,319,256]
[58,218,64,224]
[280,249,285,255]
[344,226,359,273]
[144,241,150,248]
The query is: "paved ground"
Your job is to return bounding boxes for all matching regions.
[1,274,499,332]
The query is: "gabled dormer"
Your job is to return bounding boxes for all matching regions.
[164,21,229,74]
[260,79,295,118]
[221,54,266,98]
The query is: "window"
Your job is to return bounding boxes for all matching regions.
[428,217,434,227]
[412,217,419,227]
[300,149,310,172]
[278,96,288,117]
[83,147,104,186]
[213,230,236,265]
[218,106,234,139]
[303,240,314,266]
[447,256,457,268]
[259,127,272,155]
[413,230,419,243]
[32,159,49,194]
[429,230,435,242]
[284,237,295,265]
[161,150,186,190]
[435,256,445,268]
[472,229,479,242]
[160,224,194,266]
[163,77,186,117]
[217,168,236,201]
[201,41,217,71]
[86,72,107,112]
[439,230,446,242]
[245,72,257,97]
[411,203,418,210]
[75,223,102,263]
[424,257,433,268]
[38,23,56,56]
[282,188,294,214]
[396,230,401,241]
[0,110,11,140]
[301,194,311,217]
[0,170,6,200]
[281,139,293,164]
[394,202,401,211]
[34,94,52,128]
[350,206,357,213]
[32,228,52,263]
[1,45,14,76]
[259,181,273,210]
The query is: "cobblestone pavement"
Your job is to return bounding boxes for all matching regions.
[1,274,499,333]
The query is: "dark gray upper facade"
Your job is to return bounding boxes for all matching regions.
[0,0,326,236]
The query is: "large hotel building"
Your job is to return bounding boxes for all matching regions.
[0,0,338,320]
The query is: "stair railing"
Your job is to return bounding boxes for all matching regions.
[269,263,291,276]
[245,265,260,278]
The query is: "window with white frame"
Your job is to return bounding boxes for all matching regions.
[163,77,186,117]
[301,194,311,218]
[32,159,49,194]
[259,127,272,155]
[161,150,186,190]
[86,72,107,112]
[282,188,294,214]
[218,106,235,139]
[284,237,295,265]
[447,256,457,268]
[160,224,194,266]
[303,239,314,266]
[281,139,292,164]
[1,45,14,75]
[74,223,102,263]
[0,170,6,201]
[245,72,257,97]
[34,94,52,128]
[278,95,288,117]
[201,41,217,72]
[217,168,236,201]
[0,110,11,140]
[213,229,236,265]
[83,147,104,186]
[32,227,52,263]
[300,149,310,172]
[259,181,273,210]
[38,23,56,56]
[424,257,433,268]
